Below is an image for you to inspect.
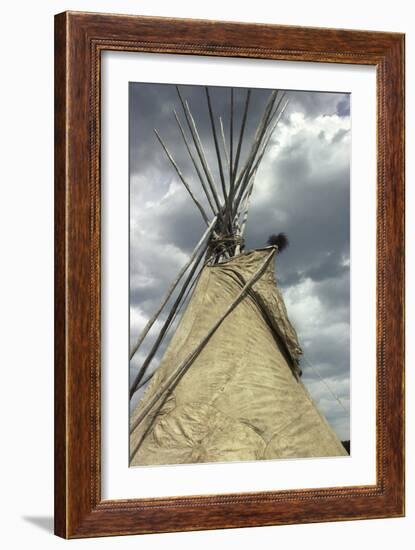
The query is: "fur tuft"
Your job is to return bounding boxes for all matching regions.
[267,233,289,252]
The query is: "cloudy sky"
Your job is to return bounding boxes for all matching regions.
[129,82,351,442]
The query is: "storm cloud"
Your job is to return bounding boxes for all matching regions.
[129,82,350,441]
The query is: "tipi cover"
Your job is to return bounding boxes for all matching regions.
[130,248,346,465]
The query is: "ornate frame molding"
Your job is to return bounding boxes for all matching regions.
[55,11,405,538]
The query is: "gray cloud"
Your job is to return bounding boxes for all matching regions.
[129,82,350,441]
[337,98,351,117]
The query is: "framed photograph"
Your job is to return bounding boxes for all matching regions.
[54,11,405,538]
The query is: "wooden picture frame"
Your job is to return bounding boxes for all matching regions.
[54,11,405,538]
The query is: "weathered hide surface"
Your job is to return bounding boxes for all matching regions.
[130,249,347,466]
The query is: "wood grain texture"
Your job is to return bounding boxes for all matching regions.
[54,11,68,538]
[54,11,405,539]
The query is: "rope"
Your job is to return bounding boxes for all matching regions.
[211,233,244,247]
[209,232,245,261]
[302,356,348,414]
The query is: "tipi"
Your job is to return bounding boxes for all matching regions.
[129,86,347,465]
